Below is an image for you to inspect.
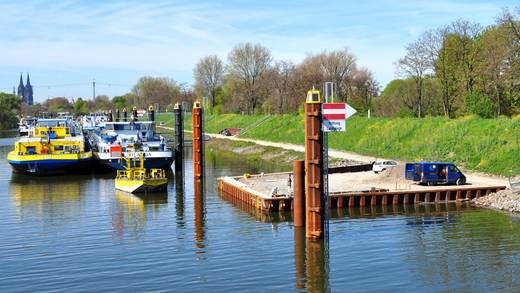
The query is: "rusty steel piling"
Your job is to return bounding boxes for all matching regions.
[305,90,324,239]
[293,160,305,227]
[192,101,203,181]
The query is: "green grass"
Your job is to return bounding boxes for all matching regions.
[157,112,520,176]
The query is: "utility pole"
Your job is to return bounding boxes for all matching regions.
[92,79,96,100]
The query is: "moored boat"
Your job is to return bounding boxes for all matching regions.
[91,121,173,171]
[7,118,92,175]
[115,153,168,193]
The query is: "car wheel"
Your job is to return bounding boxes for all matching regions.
[456,178,465,186]
[374,171,379,174]
[427,181,436,186]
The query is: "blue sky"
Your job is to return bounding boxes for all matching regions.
[0,0,517,102]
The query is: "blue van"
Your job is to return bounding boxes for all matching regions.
[405,162,466,186]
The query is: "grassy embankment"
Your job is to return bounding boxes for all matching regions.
[156,113,520,176]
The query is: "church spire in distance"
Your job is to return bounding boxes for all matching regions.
[17,73,24,99]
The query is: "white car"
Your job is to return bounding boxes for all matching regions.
[372,160,397,173]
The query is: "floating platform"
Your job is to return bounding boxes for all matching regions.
[217,171,506,212]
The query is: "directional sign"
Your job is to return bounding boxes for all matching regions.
[322,103,356,132]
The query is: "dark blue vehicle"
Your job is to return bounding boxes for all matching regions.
[405,162,466,186]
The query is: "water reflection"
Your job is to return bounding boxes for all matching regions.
[175,174,185,228]
[112,191,168,240]
[194,179,206,254]
[293,227,330,292]
[9,173,86,223]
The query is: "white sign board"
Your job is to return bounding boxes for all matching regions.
[322,119,345,132]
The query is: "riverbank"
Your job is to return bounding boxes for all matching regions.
[157,113,520,176]
[474,189,520,213]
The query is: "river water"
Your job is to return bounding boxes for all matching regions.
[0,137,519,292]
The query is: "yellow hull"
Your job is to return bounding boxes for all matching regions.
[8,151,92,162]
[115,178,168,193]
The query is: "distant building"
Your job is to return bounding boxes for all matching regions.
[17,73,33,105]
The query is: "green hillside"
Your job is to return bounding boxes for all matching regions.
[157,113,520,176]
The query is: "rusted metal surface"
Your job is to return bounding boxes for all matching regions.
[217,175,506,212]
[305,101,324,239]
[192,102,203,180]
[174,103,183,173]
[293,160,305,227]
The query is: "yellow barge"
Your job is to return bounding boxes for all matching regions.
[7,118,92,175]
[115,153,168,193]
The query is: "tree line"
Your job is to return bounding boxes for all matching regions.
[194,43,379,115]
[379,7,520,118]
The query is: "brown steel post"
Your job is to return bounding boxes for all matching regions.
[305,90,325,238]
[293,160,305,227]
[192,101,203,181]
[305,89,324,239]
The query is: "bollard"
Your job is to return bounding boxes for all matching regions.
[305,89,324,239]
[293,160,305,227]
[132,106,138,121]
[174,103,184,173]
[108,110,113,122]
[115,109,120,122]
[148,105,155,122]
[192,101,203,180]
[122,108,128,122]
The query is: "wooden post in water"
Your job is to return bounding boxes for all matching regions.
[174,103,184,174]
[192,101,203,181]
[293,160,305,227]
[305,89,324,239]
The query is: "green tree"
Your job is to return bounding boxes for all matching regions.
[43,97,73,113]
[0,93,21,129]
[73,98,88,114]
[112,95,127,109]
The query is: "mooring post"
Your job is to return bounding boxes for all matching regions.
[115,109,120,122]
[305,89,324,239]
[174,103,184,174]
[293,160,305,227]
[108,110,113,122]
[148,105,155,122]
[122,108,127,122]
[192,101,203,181]
[132,106,138,122]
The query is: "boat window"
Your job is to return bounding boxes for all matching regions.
[54,145,64,151]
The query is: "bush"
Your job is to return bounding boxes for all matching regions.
[464,92,496,118]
